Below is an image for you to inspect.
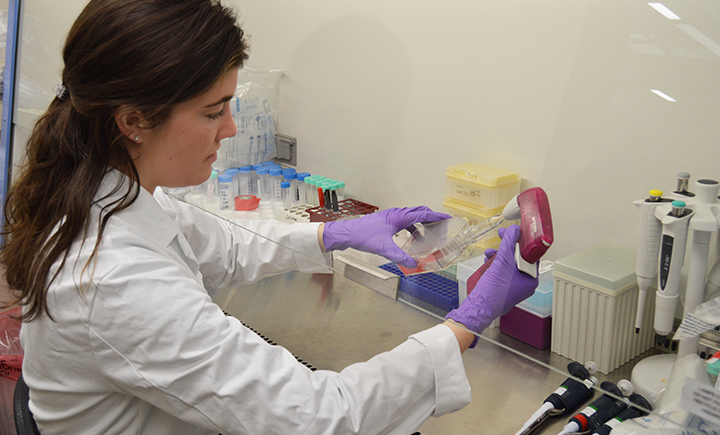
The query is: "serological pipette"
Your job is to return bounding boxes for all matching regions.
[398,187,553,277]
[514,362,597,435]
[557,381,628,435]
[398,214,505,275]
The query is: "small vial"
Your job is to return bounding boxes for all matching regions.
[281,181,292,211]
[336,181,346,200]
[304,175,317,205]
[225,168,239,199]
[256,167,270,200]
[270,168,283,202]
[251,164,263,195]
[297,172,311,205]
[218,174,234,210]
[283,172,298,202]
[238,166,252,196]
[205,170,219,203]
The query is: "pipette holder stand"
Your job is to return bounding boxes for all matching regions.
[663,180,720,358]
[636,179,720,354]
[632,177,720,400]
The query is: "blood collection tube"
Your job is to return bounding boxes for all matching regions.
[317,185,325,208]
[336,181,345,200]
[331,189,339,212]
[322,182,332,210]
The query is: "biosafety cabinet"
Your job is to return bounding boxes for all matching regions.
[3,0,720,433]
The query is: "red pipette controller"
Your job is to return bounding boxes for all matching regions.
[467,187,554,295]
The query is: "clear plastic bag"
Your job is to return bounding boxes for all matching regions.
[216,68,282,170]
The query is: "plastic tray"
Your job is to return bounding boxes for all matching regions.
[307,199,379,223]
[380,263,459,313]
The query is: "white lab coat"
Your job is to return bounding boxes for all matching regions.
[19,170,471,435]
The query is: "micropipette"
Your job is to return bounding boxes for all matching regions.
[514,362,597,435]
[590,393,651,435]
[633,189,670,334]
[654,200,694,340]
[557,381,627,435]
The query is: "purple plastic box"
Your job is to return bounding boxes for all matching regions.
[499,306,552,350]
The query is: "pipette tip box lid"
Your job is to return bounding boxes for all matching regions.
[445,162,521,210]
[551,241,654,374]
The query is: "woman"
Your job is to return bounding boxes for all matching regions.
[1,1,537,434]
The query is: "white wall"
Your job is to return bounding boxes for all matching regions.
[231,0,720,262]
[15,0,720,263]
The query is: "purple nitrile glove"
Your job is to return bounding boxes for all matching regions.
[323,206,451,268]
[445,225,538,334]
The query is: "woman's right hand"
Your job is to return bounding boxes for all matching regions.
[445,225,538,335]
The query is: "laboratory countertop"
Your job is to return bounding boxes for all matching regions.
[211,269,663,435]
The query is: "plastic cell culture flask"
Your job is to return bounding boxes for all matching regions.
[397,215,503,276]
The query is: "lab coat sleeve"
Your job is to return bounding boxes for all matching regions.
[153,188,332,287]
[89,247,471,435]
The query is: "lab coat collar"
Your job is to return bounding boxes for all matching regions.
[93,169,178,249]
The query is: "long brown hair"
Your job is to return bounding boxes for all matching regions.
[1,0,248,321]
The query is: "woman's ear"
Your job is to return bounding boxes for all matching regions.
[115,106,145,144]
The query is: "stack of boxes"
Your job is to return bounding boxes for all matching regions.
[443,162,522,256]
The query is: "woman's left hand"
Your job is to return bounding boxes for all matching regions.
[322,207,451,267]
